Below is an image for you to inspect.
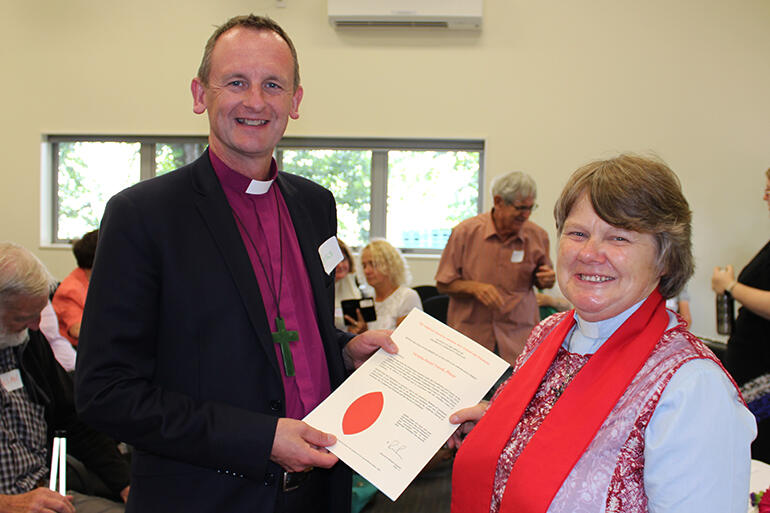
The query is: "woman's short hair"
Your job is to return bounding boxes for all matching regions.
[0,242,54,306]
[491,171,537,204]
[765,167,770,180]
[361,239,411,287]
[73,229,99,269]
[338,239,355,273]
[553,154,693,299]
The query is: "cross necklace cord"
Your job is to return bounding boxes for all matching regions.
[232,186,298,377]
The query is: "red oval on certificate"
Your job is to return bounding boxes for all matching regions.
[342,391,384,435]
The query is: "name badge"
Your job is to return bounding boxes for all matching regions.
[0,369,23,392]
[511,250,525,263]
[319,236,344,275]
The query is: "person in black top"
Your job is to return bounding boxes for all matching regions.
[713,166,770,462]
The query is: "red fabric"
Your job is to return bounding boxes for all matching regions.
[452,290,667,513]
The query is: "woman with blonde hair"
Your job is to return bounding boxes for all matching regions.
[346,239,421,333]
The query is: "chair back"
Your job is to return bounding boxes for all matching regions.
[413,285,440,305]
[422,294,449,324]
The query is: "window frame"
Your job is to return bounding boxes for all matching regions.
[45,135,208,244]
[276,137,484,253]
[44,135,484,252]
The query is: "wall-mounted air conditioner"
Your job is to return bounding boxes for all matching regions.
[328,0,482,30]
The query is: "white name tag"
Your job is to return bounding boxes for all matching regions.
[319,236,344,275]
[0,369,23,392]
[511,250,525,263]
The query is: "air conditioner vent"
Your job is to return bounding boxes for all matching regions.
[328,0,482,31]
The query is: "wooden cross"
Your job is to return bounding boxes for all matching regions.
[272,316,299,377]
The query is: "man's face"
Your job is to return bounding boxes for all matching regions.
[492,195,535,238]
[0,294,47,348]
[191,27,303,173]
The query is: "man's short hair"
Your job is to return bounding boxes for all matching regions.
[0,242,54,307]
[491,171,537,204]
[553,154,693,299]
[197,14,300,91]
[73,229,99,269]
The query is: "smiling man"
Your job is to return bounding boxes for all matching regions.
[436,171,555,364]
[75,15,394,513]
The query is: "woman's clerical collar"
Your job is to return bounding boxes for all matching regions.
[567,298,646,354]
[209,149,278,196]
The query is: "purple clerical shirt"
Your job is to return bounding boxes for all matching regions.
[211,151,331,419]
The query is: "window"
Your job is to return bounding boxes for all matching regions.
[46,136,483,251]
[47,136,207,242]
[276,138,483,252]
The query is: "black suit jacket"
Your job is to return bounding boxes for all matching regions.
[75,151,352,513]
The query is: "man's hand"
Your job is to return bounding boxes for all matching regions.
[471,282,505,309]
[119,486,129,503]
[342,330,398,370]
[534,265,556,289]
[0,488,75,513]
[270,418,339,472]
[447,402,489,450]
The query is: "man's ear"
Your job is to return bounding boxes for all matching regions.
[289,85,303,120]
[191,77,207,115]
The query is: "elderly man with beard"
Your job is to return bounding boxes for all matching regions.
[0,242,129,513]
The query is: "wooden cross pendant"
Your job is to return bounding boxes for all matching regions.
[272,316,299,377]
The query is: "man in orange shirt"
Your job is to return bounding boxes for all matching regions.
[436,171,555,364]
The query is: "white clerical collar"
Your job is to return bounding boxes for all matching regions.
[565,299,646,355]
[245,178,275,195]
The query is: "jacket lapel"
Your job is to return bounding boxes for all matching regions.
[189,151,282,378]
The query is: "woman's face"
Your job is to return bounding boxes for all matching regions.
[557,193,662,322]
[763,177,770,211]
[361,248,388,289]
[335,256,350,282]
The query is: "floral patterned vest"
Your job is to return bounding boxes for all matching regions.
[491,312,728,513]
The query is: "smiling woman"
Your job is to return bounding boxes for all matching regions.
[450,154,756,513]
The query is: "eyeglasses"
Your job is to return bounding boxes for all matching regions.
[511,203,538,213]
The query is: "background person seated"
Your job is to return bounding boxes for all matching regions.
[346,239,422,333]
[334,239,362,330]
[0,242,129,513]
[52,229,98,346]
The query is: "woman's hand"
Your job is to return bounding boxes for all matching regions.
[712,265,736,294]
[345,309,368,334]
[447,402,489,449]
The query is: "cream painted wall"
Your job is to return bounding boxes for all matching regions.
[2,0,769,340]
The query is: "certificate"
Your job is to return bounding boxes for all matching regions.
[303,308,509,501]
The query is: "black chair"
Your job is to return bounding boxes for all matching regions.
[66,455,116,501]
[413,285,440,306]
[422,294,449,324]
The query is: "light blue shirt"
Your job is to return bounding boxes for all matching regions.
[564,300,757,513]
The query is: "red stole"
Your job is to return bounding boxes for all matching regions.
[451,290,668,513]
